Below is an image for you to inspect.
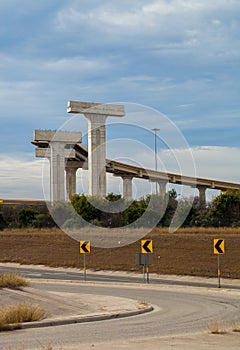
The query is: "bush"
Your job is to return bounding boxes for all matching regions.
[0,211,7,230]
[50,202,75,227]
[33,213,56,228]
[18,208,39,228]
[0,303,47,331]
[0,273,29,289]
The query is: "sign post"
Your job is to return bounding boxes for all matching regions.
[214,239,225,288]
[80,241,90,281]
[141,240,153,284]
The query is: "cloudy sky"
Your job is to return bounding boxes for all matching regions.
[0,0,239,200]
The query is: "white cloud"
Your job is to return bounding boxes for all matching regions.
[0,156,46,199]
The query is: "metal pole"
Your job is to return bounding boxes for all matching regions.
[218,254,221,288]
[146,253,149,284]
[152,128,160,194]
[83,254,86,281]
[143,264,145,283]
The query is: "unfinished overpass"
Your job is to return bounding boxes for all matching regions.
[32,133,240,207]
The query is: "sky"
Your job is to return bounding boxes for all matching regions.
[0,0,239,201]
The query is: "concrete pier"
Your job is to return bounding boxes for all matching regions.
[122,175,133,201]
[157,180,168,198]
[67,101,125,197]
[66,167,78,200]
[198,185,207,209]
[34,130,82,204]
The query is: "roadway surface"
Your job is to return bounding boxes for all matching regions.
[1,265,240,350]
[0,264,239,290]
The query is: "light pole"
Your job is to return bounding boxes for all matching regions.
[152,128,160,194]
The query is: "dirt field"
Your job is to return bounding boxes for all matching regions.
[0,227,239,279]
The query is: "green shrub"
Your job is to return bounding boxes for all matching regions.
[18,208,39,228]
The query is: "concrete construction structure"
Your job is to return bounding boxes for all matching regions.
[32,101,240,207]
[33,130,82,204]
[67,101,125,197]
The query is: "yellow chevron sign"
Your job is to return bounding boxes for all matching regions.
[141,240,153,253]
[80,241,90,254]
[214,239,225,254]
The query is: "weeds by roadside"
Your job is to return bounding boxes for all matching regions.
[5,346,60,350]
[232,320,240,332]
[0,302,47,331]
[207,319,227,334]
[0,273,29,289]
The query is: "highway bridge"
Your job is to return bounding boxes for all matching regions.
[32,138,240,208]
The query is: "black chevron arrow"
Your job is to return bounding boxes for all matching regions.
[215,239,224,254]
[143,240,152,253]
[81,241,90,253]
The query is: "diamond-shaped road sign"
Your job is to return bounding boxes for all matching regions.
[141,240,153,254]
[214,239,225,254]
[80,241,90,254]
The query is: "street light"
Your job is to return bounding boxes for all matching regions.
[152,128,160,194]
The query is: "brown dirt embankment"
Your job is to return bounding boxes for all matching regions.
[0,227,239,279]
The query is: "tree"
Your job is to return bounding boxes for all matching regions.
[50,202,75,227]
[18,208,39,228]
[0,212,7,230]
[71,194,101,223]
[33,213,56,228]
[210,190,240,227]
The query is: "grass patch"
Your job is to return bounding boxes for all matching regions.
[232,320,240,332]
[0,273,29,289]
[0,302,47,331]
[208,319,227,334]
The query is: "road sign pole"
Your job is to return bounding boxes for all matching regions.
[143,264,146,283]
[213,239,224,288]
[218,254,221,288]
[83,253,87,281]
[146,253,150,284]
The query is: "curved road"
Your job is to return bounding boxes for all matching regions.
[0,264,239,289]
[0,272,240,349]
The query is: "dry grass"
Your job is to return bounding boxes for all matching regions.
[2,227,240,236]
[5,346,60,350]
[0,302,47,331]
[232,320,240,332]
[208,319,227,334]
[0,273,29,289]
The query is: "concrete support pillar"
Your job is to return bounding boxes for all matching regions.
[198,185,207,209]
[86,114,107,197]
[67,101,125,198]
[33,130,82,205]
[157,180,168,198]
[49,142,66,204]
[66,167,78,200]
[122,175,133,201]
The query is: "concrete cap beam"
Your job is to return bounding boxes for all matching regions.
[36,147,76,159]
[34,130,82,143]
[67,101,125,117]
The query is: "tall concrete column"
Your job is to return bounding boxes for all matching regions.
[66,167,78,200]
[67,101,125,197]
[157,180,168,198]
[86,114,107,197]
[122,175,133,201]
[198,185,207,209]
[49,142,66,204]
[33,130,82,205]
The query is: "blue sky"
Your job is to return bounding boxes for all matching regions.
[0,0,239,200]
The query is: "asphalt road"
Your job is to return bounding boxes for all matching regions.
[1,282,240,349]
[0,265,239,290]
[0,266,240,349]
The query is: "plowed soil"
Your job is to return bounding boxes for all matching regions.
[0,227,239,279]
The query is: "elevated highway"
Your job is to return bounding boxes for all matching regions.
[32,139,240,207]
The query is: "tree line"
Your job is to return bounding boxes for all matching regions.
[0,189,239,230]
